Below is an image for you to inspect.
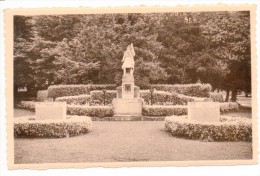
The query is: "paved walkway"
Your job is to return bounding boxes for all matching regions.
[15,121,252,164]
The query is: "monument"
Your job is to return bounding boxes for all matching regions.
[188,102,220,122]
[35,102,67,120]
[112,44,142,116]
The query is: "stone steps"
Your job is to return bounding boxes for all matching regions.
[91,116,166,121]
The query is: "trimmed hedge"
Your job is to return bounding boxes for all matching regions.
[14,116,92,138]
[47,84,116,99]
[142,102,240,116]
[151,83,212,97]
[140,90,206,105]
[37,90,48,102]
[56,94,91,105]
[90,90,117,105]
[17,101,35,111]
[165,116,252,142]
[67,105,114,117]
[210,92,224,102]
[142,105,187,116]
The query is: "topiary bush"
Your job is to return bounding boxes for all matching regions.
[56,94,91,105]
[165,116,252,142]
[140,90,206,105]
[142,105,187,116]
[14,116,92,138]
[47,84,116,99]
[89,90,117,105]
[151,83,212,97]
[210,92,224,102]
[16,101,35,111]
[37,90,48,102]
[220,102,240,113]
[67,105,114,117]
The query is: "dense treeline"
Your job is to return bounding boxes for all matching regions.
[14,11,251,101]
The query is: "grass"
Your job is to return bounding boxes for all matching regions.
[14,108,252,164]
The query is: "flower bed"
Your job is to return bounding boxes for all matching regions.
[47,84,116,99]
[142,105,187,116]
[56,94,91,105]
[14,116,92,138]
[220,102,240,113]
[89,90,117,105]
[151,83,212,97]
[165,116,252,142]
[67,105,114,117]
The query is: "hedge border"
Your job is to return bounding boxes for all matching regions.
[165,116,252,142]
[14,116,92,138]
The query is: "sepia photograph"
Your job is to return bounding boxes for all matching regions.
[4,5,257,169]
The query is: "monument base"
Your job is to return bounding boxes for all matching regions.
[112,98,142,116]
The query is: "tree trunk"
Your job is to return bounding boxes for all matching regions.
[225,89,230,102]
[231,89,237,102]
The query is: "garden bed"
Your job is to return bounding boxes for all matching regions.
[14,116,92,138]
[165,116,252,142]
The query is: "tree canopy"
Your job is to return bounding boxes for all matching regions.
[14,11,251,100]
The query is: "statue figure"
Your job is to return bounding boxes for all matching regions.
[122,43,135,75]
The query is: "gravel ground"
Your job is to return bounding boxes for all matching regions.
[14,121,252,164]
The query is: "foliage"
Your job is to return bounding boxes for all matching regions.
[165,116,252,142]
[37,90,48,102]
[89,90,116,105]
[47,84,116,99]
[17,101,35,111]
[67,105,114,117]
[142,105,187,116]
[151,83,212,97]
[14,116,92,138]
[209,92,224,102]
[56,94,91,105]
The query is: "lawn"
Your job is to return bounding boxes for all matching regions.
[14,109,252,164]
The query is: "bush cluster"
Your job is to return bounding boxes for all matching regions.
[140,90,206,105]
[17,101,35,111]
[220,102,240,113]
[14,116,92,138]
[142,105,187,116]
[56,94,91,105]
[165,116,252,142]
[37,90,48,102]
[47,84,116,99]
[89,90,117,105]
[151,83,212,97]
[210,92,224,102]
[67,105,114,117]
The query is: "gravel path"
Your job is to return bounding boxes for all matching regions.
[14,121,252,164]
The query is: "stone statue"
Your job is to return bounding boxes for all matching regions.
[122,43,135,75]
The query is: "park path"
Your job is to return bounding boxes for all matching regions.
[15,120,252,164]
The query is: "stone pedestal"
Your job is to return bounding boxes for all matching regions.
[188,102,220,122]
[112,98,142,116]
[35,102,66,120]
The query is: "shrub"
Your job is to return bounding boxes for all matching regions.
[140,90,206,105]
[37,90,48,102]
[47,84,116,99]
[142,105,187,116]
[165,116,252,142]
[17,101,35,111]
[220,102,240,113]
[89,90,117,105]
[151,83,212,97]
[56,94,91,105]
[210,92,224,102]
[67,105,114,117]
[14,116,92,138]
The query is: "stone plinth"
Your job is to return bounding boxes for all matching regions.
[112,98,142,116]
[188,102,220,122]
[35,102,66,120]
